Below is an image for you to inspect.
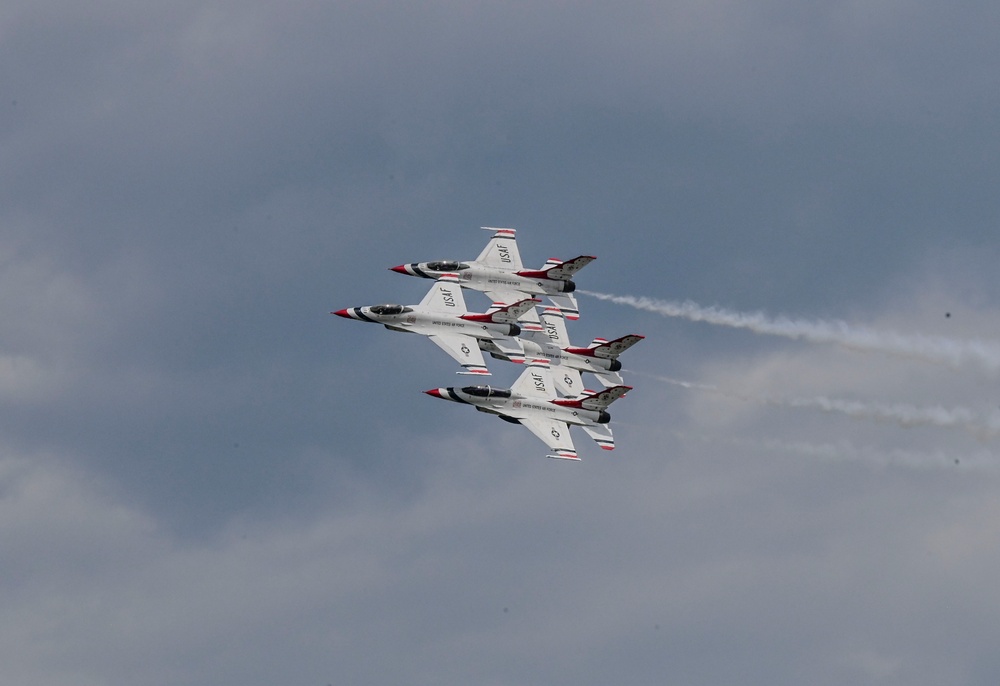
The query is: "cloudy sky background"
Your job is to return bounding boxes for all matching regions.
[3,1,1000,684]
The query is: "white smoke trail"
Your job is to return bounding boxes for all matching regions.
[639,372,1000,440]
[778,396,1000,438]
[671,430,1000,473]
[750,437,999,473]
[582,290,1000,373]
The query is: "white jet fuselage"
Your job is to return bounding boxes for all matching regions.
[392,263,577,299]
[424,357,629,459]
[427,385,610,428]
[390,228,594,320]
[480,336,620,375]
[339,304,520,341]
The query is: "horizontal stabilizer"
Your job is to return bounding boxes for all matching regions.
[489,336,526,364]
[581,423,615,451]
[547,293,580,321]
[592,369,625,387]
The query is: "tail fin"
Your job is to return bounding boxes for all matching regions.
[566,334,644,359]
[516,255,595,281]
[552,385,631,411]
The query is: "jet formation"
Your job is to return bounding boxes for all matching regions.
[334,227,644,460]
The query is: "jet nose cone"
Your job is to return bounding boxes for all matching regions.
[332,309,351,318]
[389,264,407,274]
[424,388,443,398]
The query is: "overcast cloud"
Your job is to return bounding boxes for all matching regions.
[3,1,1000,684]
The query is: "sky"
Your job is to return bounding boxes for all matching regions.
[3,1,1000,684]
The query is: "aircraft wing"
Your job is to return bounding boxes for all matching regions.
[418,275,468,313]
[552,367,584,396]
[510,359,556,399]
[519,416,579,460]
[428,334,491,376]
[476,227,522,270]
[537,307,569,345]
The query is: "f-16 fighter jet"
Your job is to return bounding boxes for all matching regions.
[389,227,594,320]
[424,358,631,461]
[333,274,536,376]
[480,306,644,395]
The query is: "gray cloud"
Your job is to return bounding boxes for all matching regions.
[3,1,1000,683]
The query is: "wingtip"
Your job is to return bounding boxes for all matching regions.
[546,452,581,461]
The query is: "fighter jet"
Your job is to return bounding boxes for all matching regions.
[424,358,631,460]
[333,274,537,376]
[389,227,594,320]
[480,306,644,395]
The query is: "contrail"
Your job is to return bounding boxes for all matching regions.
[582,290,1000,372]
[641,372,1000,439]
[671,431,1000,473]
[750,437,999,473]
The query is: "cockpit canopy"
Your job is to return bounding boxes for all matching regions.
[461,385,512,399]
[425,260,470,272]
[369,304,411,315]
